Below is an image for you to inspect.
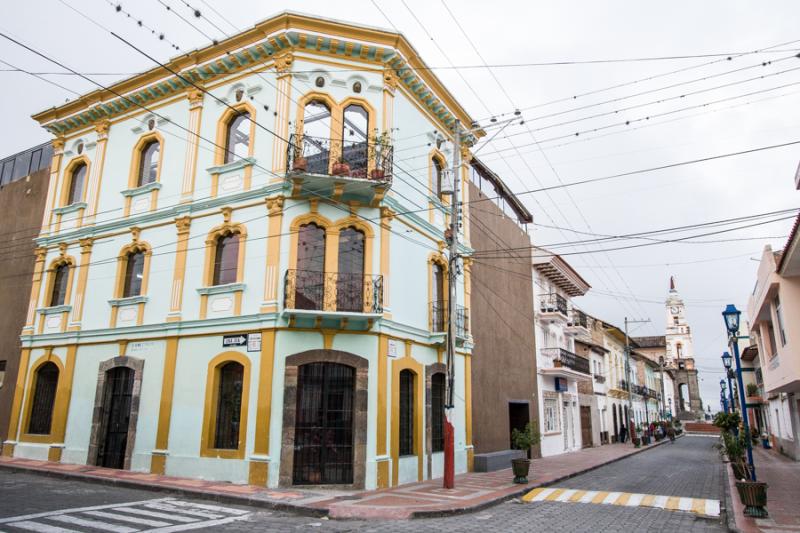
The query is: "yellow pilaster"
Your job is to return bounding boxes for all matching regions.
[180,89,204,202]
[167,216,192,322]
[40,139,65,237]
[390,355,424,486]
[48,345,77,462]
[151,337,178,474]
[84,121,110,225]
[464,352,474,471]
[2,348,31,456]
[271,53,293,177]
[68,238,94,330]
[22,248,48,335]
[379,207,394,319]
[376,335,389,488]
[260,196,285,313]
[249,329,276,485]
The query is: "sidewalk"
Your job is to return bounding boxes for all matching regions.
[0,440,670,520]
[726,446,800,532]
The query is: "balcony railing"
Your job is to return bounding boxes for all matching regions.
[570,309,588,328]
[430,300,469,338]
[287,133,393,183]
[284,269,383,314]
[541,347,591,375]
[755,367,763,385]
[594,374,606,383]
[539,293,568,316]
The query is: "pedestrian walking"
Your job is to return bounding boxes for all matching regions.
[619,423,627,443]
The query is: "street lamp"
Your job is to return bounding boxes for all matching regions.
[722,352,736,414]
[722,304,756,481]
[719,379,728,413]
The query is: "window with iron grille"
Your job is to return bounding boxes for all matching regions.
[431,373,445,452]
[213,233,239,286]
[28,362,59,435]
[50,264,70,306]
[213,362,243,449]
[123,251,145,297]
[399,370,415,456]
[543,398,559,433]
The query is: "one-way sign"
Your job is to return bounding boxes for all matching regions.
[223,335,248,347]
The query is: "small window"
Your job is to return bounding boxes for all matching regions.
[66,162,87,205]
[399,369,415,456]
[431,373,445,452]
[0,360,6,388]
[352,81,362,93]
[213,361,244,449]
[137,140,160,187]
[213,233,240,286]
[123,250,145,297]
[224,112,250,164]
[50,264,70,307]
[774,295,787,346]
[676,343,683,358]
[27,362,59,435]
[544,398,559,433]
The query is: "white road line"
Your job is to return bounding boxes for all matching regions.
[143,503,222,519]
[48,514,138,533]
[113,507,199,523]
[532,488,556,502]
[82,510,171,527]
[165,501,250,516]
[603,492,621,504]
[578,491,597,504]
[653,495,669,509]
[145,515,250,533]
[8,521,80,533]
[678,497,693,511]
[0,498,171,524]
[705,499,721,517]
[625,494,644,507]
[555,489,576,502]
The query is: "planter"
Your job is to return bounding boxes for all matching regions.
[292,157,308,172]
[332,162,351,176]
[511,458,531,484]
[632,437,641,448]
[735,481,768,518]
[369,168,385,180]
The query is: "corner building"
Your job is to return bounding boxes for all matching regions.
[2,12,482,489]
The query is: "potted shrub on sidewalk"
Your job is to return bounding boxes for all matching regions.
[510,422,541,484]
[736,480,769,518]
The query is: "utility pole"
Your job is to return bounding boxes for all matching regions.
[624,317,650,438]
[443,120,461,489]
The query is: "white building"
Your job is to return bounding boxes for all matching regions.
[533,253,592,456]
[2,12,486,489]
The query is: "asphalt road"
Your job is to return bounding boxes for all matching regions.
[0,436,725,532]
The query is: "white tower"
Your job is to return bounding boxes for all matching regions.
[665,276,694,365]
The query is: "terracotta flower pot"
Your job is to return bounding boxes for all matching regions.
[511,458,531,484]
[292,157,307,172]
[332,162,350,176]
[369,168,385,180]
[735,480,768,518]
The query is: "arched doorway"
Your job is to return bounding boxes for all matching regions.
[679,383,689,412]
[280,350,368,488]
[612,403,618,442]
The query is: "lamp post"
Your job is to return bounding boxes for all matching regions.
[720,379,728,413]
[722,304,756,481]
[722,352,736,414]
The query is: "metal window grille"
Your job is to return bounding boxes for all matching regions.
[214,362,243,450]
[431,373,445,452]
[27,362,59,435]
[399,370,415,456]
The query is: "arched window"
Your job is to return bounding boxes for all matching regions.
[676,343,683,358]
[432,262,445,331]
[137,140,160,186]
[302,100,332,174]
[431,373,445,452]
[213,361,244,450]
[49,263,70,306]
[295,223,326,310]
[224,112,250,164]
[433,157,444,200]
[27,362,59,435]
[342,104,368,177]
[66,162,87,205]
[399,369,415,456]
[123,250,145,297]
[212,233,240,286]
[337,227,365,312]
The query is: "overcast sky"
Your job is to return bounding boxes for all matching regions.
[2,1,800,410]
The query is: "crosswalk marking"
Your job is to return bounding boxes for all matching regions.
[0,498,252,533]
[522,486,720,519]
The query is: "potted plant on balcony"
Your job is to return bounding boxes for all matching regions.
[368,129,391,180]
[510,422,541,484]
[332,157,351,176]
[292,155,308,172]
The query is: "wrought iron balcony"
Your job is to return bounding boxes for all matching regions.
[283,269,383,324]
[538,293,569,323]
[430,300,469,339]
[541,347,591,375]
[286,134,392,205]
[565,308,589,335]
[593,374,606,383]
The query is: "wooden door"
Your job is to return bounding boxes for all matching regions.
[580,406,592,448]
[98,367,134,469]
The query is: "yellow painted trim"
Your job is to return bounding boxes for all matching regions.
[377,334,389,488]
[23,249,49,331]
[19,352,66,444]
[249,330,276,485]
[48,345,77,460]
[390,355,424,486]
[150,337,178,474]
[261,196,285,313]
[40,255,77,334]
[2,348,31,454]
[427,252,448,331]
[70,239,94,328]
[168,216,192,320]
[86,122,110,221]
[110,238,153,328]
[59,155,91,209]
[200,214,248,318]
[181,90,204,200]
[199,351,252,460]
[379,208,393,319]
[464,352,473,471]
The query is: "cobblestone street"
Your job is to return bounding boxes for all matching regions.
[0,436,725,532]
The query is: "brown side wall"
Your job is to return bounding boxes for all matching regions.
[0,167,50,440]
[467,182,540,456]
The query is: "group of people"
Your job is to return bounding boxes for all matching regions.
[617,420,675,443]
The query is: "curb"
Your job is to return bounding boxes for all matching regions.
[408,435,679,519]
[720,460,740,533]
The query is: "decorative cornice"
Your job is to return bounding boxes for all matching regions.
[196,283,246,296]
[120,181,162,197]
[108,295,149,307]
[37,305,73,315]
[52,202,87,216]
[266,195,285,215]
[206,157,257,175]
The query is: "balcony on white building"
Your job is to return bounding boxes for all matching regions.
[564,309,589,336]
[539,347,592,381]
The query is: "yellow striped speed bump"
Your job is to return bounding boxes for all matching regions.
[521,487,720,519]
